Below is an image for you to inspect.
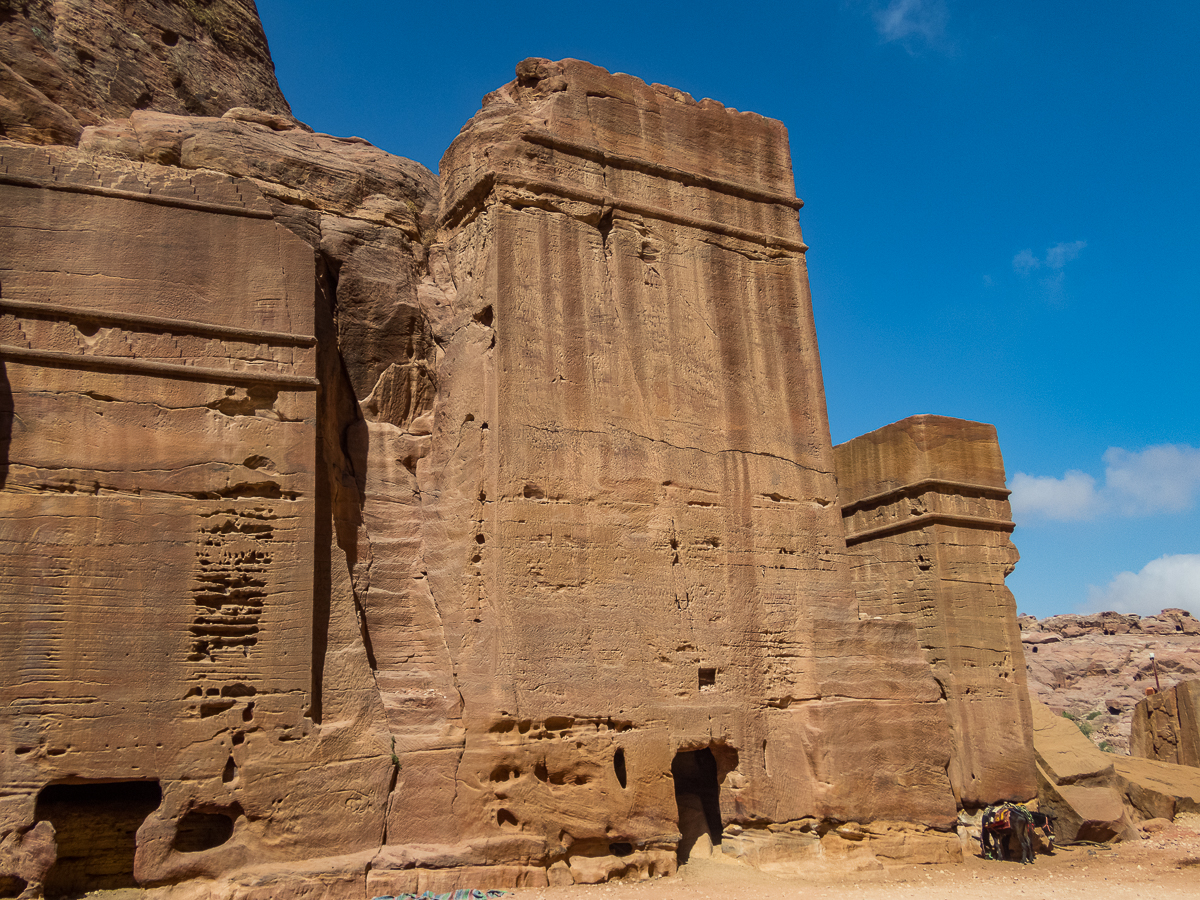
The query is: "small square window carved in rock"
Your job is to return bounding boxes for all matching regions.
[699,668,717,691]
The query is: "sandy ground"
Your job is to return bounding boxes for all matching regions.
[514,817,1200,900]
[77,818,1200,900]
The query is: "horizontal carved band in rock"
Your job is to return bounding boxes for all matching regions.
[840,478,1012,516]
[0,346,319,389]
[0,299,317,348]
[843,511,1016,545]
[0,174,274,219]
[519,130,805,210]
[445,172,809,254]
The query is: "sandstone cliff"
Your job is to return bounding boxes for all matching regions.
[0,3,1039,895]
[1021,609,1200,755]
[0,0,290,145]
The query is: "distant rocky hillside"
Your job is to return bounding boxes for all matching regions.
[1021,609,1200,754]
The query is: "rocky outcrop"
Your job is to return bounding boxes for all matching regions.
[835,416,1035,809]
[1032,699,1200,843]
[0,0,291,145]
[1021,610,1200,754]
[1131,681,1200,767]
[0,2,1041,893]
[374,56,962,884]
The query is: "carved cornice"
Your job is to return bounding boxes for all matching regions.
[520,130,805,210]
[841,478,1010,515]
[0,346,319,389]
[0,174,273,219]
[0,298,316,348]
[443,170,808,254]
[841,478,1014,546]
[844,511,1015,546]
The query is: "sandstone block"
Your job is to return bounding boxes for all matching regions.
[1131,680,1200,767]
[1038,778,1140,844]
[1032,699,1200,830]
[835,416,1035,809]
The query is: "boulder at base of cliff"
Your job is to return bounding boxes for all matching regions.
[1032,699,1200,843]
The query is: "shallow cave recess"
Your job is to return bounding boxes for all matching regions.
[172,805,239,853]
[35,781,163,897]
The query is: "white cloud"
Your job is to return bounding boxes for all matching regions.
[1083,554,1200,616]
[1012,248,1041,275]
[874,0,949,45]
[1103,444,1200,515]
[1012,240,1087,275]
[1044,240,1087,269]
[1012,443,1200,523]
[1010,470,1100,522]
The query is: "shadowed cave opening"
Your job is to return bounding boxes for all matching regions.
[671,748,722,864]
[172,806,239,853]
[36,781,162,897]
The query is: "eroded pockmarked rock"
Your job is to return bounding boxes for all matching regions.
[416,57,959,866]
[0,141,396,892]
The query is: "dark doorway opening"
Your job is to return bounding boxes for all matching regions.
[671,748,722,863]
[36,781,162,897]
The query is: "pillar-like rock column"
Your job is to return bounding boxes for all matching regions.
[403,59,958,881]
[834,415,1036,808]
[1131,681,1200,768]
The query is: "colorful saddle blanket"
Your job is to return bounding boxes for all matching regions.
[985,801,1031,830]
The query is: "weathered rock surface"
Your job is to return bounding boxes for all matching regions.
[1031,699,1200,843]
[835,416,1035,809]
[0,0,290,145]
[1131,681,1200,767]
[1021,610,1200,754]
[408,55,959,875]
[0,139,401,895]
[0,2,1040,893]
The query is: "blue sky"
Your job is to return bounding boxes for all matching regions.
[254,0,1199,619]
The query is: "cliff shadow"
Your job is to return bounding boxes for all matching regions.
[0,359,11,489]
[310,256,373,722]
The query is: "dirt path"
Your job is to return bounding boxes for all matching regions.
[76,819,1200,900]
[514,819,1200,900]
